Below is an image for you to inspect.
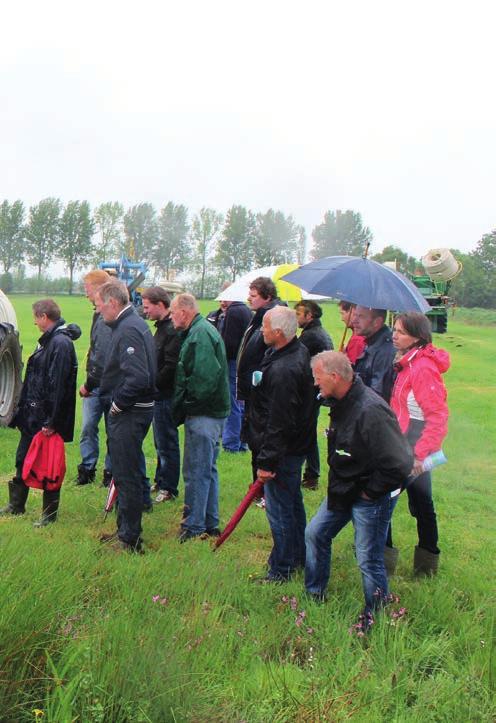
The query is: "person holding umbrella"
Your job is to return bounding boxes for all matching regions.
[388,311,450,576]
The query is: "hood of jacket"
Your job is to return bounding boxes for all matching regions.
[38,319,81,345]
[396,343,450,375]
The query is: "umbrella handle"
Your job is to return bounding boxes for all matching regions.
[338,305,354,352]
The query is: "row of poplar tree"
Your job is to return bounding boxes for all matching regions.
[0,200,372,297]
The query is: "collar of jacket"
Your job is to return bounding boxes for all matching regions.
[107,304,134,329]
[38,318,65,346]
[262,335,300,364]
[364,324,391,347]
[155,315,172,330]
[327,374,364,413]
[302,318,322,331]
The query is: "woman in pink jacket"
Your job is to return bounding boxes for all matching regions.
[387,311,450,576]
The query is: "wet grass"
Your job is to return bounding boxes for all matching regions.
[0,296,494,721]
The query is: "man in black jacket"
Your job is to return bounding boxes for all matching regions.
[247,306,315,582]
[77,269,112,486]
[304,351,412,628]
[295,300,334,490]
[237,277,280,480]
[96,281,157,552]
[1,299,80,526]
[352,307,395,402]
[142,287,181,503]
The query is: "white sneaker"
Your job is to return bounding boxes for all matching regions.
[155,490,174,503]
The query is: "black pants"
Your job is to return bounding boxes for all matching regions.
[15,432,34,478]
[107,406,154,546]
[387,419,439,553]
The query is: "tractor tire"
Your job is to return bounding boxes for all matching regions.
[0,291,23,428]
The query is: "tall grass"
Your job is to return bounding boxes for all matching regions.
[0,296,494,721]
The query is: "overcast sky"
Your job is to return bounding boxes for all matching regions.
[2,0,495,262]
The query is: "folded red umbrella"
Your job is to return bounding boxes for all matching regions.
[22,431,66,491]
[213,477,265,551]
[103,479,117,521]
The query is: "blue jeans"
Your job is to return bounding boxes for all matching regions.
[107,406,154,546]
[264,455,306,579]
[182,416,225,534]
[80,389,111,471]
[222,360,247,452]
[153,397,180,496]
[305,493,398,613]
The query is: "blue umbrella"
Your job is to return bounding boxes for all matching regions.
[281,256,431,312]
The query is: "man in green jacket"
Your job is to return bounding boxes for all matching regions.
[170,293,230,542]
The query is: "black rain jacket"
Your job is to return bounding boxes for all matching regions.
[15,319,80,441]
[247,337,316,472]
[325,375,413,510]
[84,311,112,391]
[236,299,279,401]
[153,315,181,399]
[299,318,334,357]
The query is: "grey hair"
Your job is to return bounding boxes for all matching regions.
[97,280,130,306]
[171,293,199,313]
[311,350,353,381]
[265,306,297,339]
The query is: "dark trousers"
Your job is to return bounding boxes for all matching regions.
[387,419,439,554]
[386,471,439,553]
[107,406,154,546]
[15,432,34,477]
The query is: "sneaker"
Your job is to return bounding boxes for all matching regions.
[154,490,175,503]
[251,574,288,585]
[178,528,202,544]
[205,527,221,537]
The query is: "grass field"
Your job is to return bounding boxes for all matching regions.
[0,295,495,722]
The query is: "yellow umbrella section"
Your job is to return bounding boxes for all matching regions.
[273,264,303,302]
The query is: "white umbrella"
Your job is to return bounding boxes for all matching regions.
[216,265,329,302]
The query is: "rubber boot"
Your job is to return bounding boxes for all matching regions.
[0,477,29,515]
[33,489,60,527]
[413,545,439,577]
[75,464,95,486]
[384,546,400,577]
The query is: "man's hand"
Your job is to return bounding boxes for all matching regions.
[41,426,55,436]
[256,469,276,481]
[79,384,90,398]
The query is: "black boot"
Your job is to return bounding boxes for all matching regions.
[0,477,29,515]
[75,464,95,486]
[33,489,60,527]
[102,469,112,488]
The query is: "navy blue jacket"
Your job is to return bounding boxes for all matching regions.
[353,324,395,402]
[100,306,157,410]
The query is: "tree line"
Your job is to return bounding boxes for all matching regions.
[0,199,493,307]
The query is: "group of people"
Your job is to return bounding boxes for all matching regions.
[0,273,450,628]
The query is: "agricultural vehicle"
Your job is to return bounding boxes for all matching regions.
[409,249,461,334]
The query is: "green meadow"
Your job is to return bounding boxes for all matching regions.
[0,295,495,722]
